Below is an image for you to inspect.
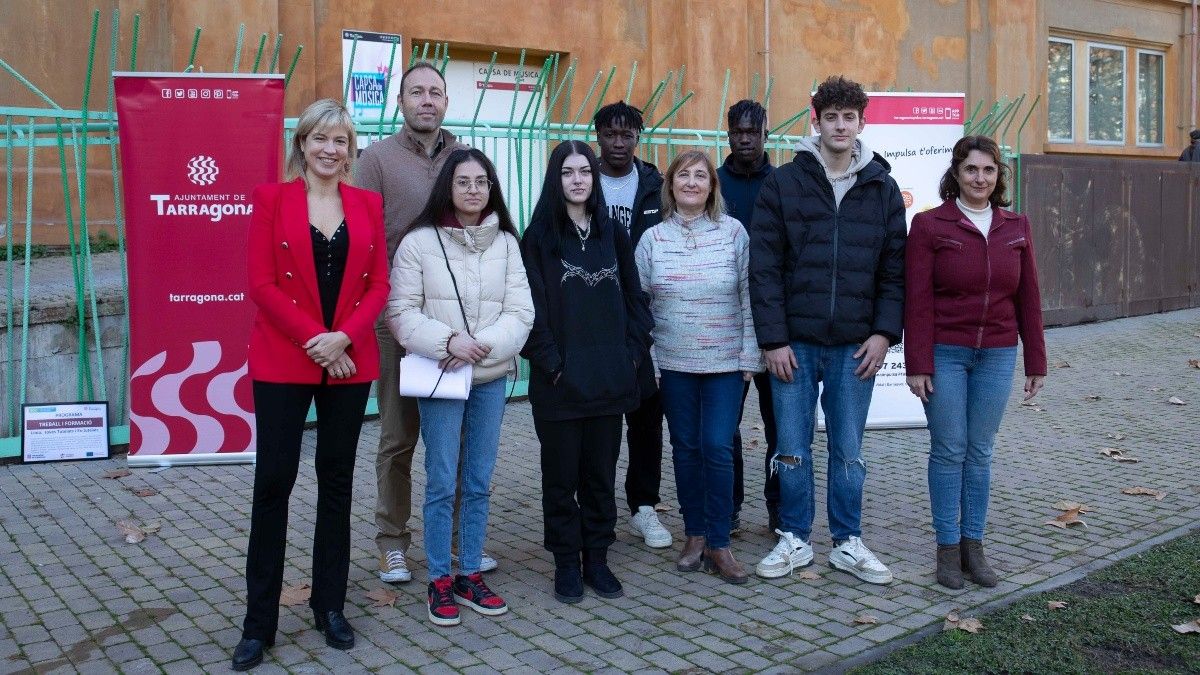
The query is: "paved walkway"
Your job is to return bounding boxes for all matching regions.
[2,308,1198,674]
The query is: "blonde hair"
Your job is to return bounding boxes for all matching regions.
[286,98,356,181]
[661,150,725,221]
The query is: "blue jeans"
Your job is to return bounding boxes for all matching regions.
[770,342,875,542]
[659,370,743,549]
[417,376,507,579]
[923,344,1017,545]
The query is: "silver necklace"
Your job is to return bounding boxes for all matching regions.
[574,214,592,251]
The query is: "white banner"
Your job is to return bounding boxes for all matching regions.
[818,92,966,429]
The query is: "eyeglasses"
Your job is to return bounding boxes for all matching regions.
[453,178,492,192]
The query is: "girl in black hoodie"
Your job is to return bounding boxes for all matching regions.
[520,141,654,604]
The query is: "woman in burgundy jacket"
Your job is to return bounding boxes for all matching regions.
[904,135,1046,591]
[233,99,389,671]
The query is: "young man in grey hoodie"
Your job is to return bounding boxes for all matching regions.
[747,76,906,585]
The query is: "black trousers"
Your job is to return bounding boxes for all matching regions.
[733,371,780,514]
[242,380,370,641]
[624,390,664,513]
[536,414,623,555]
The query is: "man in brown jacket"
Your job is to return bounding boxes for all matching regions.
[355,62,475,583]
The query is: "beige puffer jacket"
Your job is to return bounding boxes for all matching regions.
[386,213,534,384]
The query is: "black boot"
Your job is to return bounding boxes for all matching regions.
[582,548,623,599]
[553,552,583,604]
[231,637,270,671]
[313,609,355,650]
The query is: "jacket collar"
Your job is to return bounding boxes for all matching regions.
[793,149,890,185]
[277,178,372,312]
[928,198,1021,234]
[395,125,458,159]
[442,211,501,252]
[721,152,773,178]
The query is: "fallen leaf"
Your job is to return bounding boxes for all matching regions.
[129,487,158,497]
[1046,505,1088,529]
[1171,619,1200,634]
[1105,432,1127,441]
[1149,386,1164,392]
[364,587,399,608]
[102,469,131,479]
[796,570,821,580]
[957,617,984,633]
[1193,594,1200,605]
[141,521,161,533]
[1021,614,1036,622]
[116,520,146,544]
[1188,359,1199,369]
[943,609,961,631]
[279,583,311,606]
[653,503,671,512]
[1122,486,1167,500]
[1099,448,1140,463]
[1054,361,1071,368]
[1053,501,1090,513]
[1169,396,1187,405]
[1113,371,1129,376]
[1048,600,1068,610]
[853,614,878,625]
[1085,394,1101,401]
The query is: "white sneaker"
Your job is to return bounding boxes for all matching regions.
[379,549,412,583]
[452,552,499,573]
[756,530,814,578]
[829,536,894,584]
[630,506,673,548]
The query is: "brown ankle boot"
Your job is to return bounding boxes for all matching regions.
[960,538,998,587]
[677,536,706,572]
[702,547,748,584]
[935,543,963,589]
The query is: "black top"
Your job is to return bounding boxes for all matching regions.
[520,214,654,421]
[310,221,348,328]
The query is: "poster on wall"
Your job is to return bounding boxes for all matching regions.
[22,402,110,463]
[342,29,403,144]
[442,58,549,219]
[114,72,285,466]
[814,92,966,429]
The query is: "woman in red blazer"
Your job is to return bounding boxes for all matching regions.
[232,99,389,671]
[904,135,1046,592]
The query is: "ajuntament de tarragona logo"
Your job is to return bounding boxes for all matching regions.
[186,155,219,186]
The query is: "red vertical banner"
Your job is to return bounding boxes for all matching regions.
[114,73,285,465]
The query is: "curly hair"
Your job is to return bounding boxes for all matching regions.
[593,101,645,132]
[727,99,767,131]
[938,135,1012,208]
[811,75,869,117]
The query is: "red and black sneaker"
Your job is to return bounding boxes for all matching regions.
[427,575,461,627]
[452,572,509,616]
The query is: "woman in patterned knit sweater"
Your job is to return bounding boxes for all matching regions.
[521,141,654,604]
[634,150,764,584]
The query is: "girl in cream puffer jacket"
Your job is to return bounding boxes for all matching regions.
[386,211,533,383]
[383,148,533,626]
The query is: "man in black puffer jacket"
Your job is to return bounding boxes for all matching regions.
[748,76,906,586]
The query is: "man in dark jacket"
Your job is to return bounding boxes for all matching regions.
[1179,129,1200,161]
[594,101,671,550]
[717,99,780,534]
[748,76,906,585]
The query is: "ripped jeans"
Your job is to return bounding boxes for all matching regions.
[770,341,875,543]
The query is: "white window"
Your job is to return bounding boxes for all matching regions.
[1047,39,1074,142]
[1137,50,1165,146]
[1087,43,1126,144]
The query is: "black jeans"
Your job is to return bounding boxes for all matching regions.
[732,371,779,515]
[624,390,664,513]
[536,414,622,554]
[242,380,370,642]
